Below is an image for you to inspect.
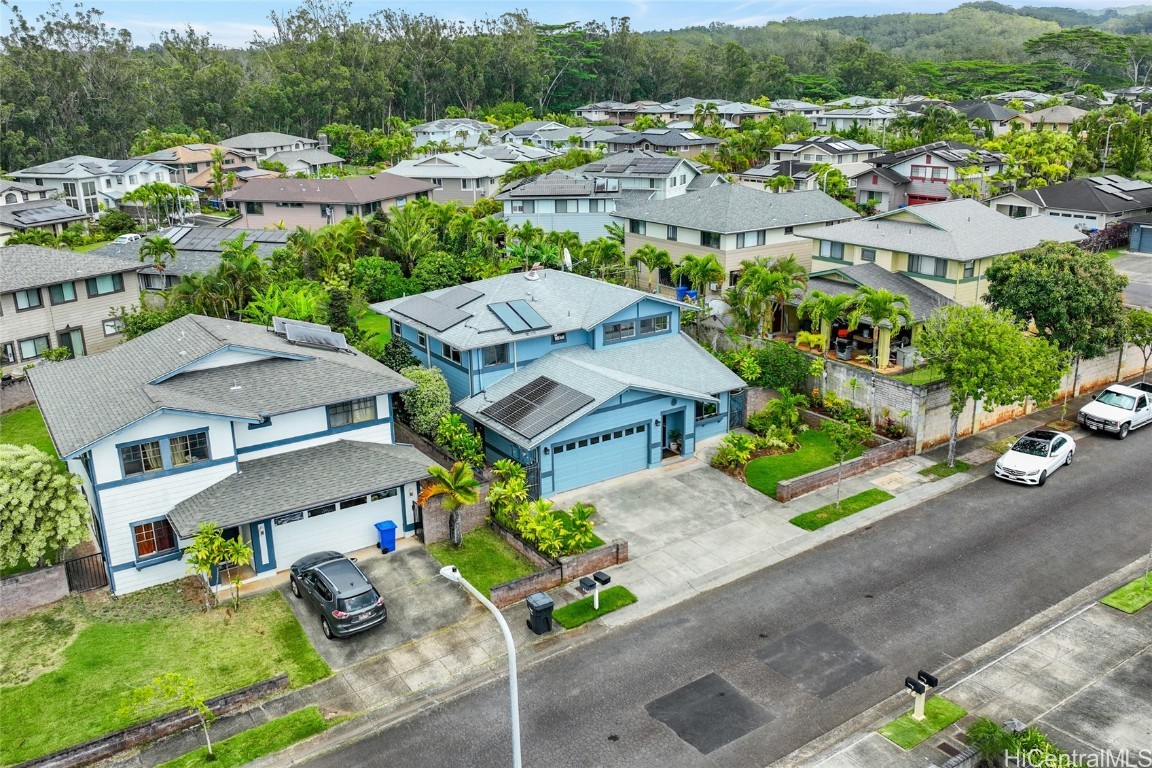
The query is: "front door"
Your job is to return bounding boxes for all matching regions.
[57,327,86,359]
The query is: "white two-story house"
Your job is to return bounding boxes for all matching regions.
[9,156,174,217]
[412,118,498,149]
[28,315,432,595]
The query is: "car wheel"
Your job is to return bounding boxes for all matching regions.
[1064,451,1073,466]
[322,617,334,640]
[290,576,301,599]
[1037,470,1047,487]
[1116,423,1130,440]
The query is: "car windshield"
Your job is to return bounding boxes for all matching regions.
[1011,438,1050,457]
[338,591,378,613]
[1096,392,1136,410]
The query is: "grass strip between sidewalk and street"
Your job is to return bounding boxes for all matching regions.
[426,527,536,599]
[789,489,895,531]
[553,586,637,629]
[157,706,341,768]
[879,697,967,749]
[1100,574,1152,614]
[918,460,970,479]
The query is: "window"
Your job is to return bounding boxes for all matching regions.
[963,261,975,279]
[245,202,264,215]
[104,178,112,189]
[629,219,646,235]
[417,331,426,346]
[639,315,670,336]
[931,167,949,182]
[1,341,15,364]
[308,504,336,517]
[85,273,124,297]
[274,511,304,525]
[441,342,462,364]
[700,231,721,249]
[861,248,876,262]
[187,163,199,172]
[18,335,49,359]
[392,320,403,337]
[511,200,535,214]
[140,273,167,291]
[345,204,356,216]
[81,180,97,212]
[589,199,605,213]
[49,282,76,304]
[115,175,124,184]
[133,519,177,559]
[128,175,138,185]
[341,496,368,509]
[695,401,718,420]
[907,254,948,278]
[370,489,398,502]
[871,174,879,185]
[736,230,766,248]
[103,317,125,336]
[461,178,474,190]
[62,182,79,210]
[169,431,210,467]
[604,321,636,342]
[275,201,304,208]
[819,240,845,260]
[555,199,570,213]
[483,344,509,367]
[784,226,794,235]
[14,289,42,311]
[429,177,443,186]
[120,440,164,477]
[667,225,677,241]
[551,332,567,344]
[327,397,377,427]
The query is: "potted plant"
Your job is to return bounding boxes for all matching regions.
[669,429,683,453]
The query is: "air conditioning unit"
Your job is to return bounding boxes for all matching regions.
[709,282,720,291]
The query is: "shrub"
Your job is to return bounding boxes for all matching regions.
[411,250,461,292]
[114,304,192,340]
[562,503,598,553]
[875,408,909,439]
[435,413,485,469]
[352,257,418,302]
[719,346,762,383]
[1081,221,1130,253]
[754,424,796,451]
[398,366,451,437]
[486,476,529,529]
[754,342,810,392]
[96,210,138,238]
[711,432,757,470]
[379,334,419,372]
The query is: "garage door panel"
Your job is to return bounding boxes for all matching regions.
[550,424,650,494]
[274,493,402,568]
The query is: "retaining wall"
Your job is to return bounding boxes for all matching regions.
[488,538,629,608]
[1,377,36,413]
[0,564,69,620]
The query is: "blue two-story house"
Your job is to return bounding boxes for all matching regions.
[373,270,746,495]
[28,314,432,595]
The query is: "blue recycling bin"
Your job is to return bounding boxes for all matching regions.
[685,289,699,302]
[676,286,689,301]
[374,521,398,553]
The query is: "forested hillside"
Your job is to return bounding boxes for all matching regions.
[1,0,1149,170]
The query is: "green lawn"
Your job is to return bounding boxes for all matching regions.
[879,697,967,749]
[426,527,537,598]
[73,240,111,252]
[893,363,946,385]
[0,589,330,765]
[918,461,971,479]
[158,706,336,768]
[745,429,866,499]
[1101,575,1152,614]
[553,586,637,629]
[789,489,895,531]
[0,403,57,458]
[356,311,392,357]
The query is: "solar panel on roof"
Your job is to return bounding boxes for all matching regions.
[479,376,594,439]
[392,295,471,332]
[273,316,330,334]
[285,323,350,352]
[438,285,483,308]
[489,300,551,334]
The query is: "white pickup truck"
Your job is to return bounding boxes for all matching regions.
[1077,382,1152,439]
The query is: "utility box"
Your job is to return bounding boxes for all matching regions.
[525,592,554,635]
[374,521,398,553]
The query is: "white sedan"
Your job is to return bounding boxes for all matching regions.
[993,429,1076,487]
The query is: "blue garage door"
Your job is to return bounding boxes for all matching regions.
[550,423,650,493]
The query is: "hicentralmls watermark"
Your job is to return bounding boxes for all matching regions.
[1011,749,1152,767]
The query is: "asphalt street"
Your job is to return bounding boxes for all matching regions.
[305,428,1151,768]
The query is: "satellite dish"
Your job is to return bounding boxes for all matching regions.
[563,248,573,271]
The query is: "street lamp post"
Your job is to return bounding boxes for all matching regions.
[1102,121,1124,172]
[818,166,836,193]
[440,566,521,768]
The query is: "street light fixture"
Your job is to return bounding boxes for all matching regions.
[818,166,836,193]
[440,565,521,768]
[1102,121,1124,173]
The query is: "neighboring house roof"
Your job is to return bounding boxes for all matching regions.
[821,106,901,120]
[608,128,721,149]
[167,440,431,537]
[952,102,1021,122]
[1017,105,1088,124]
[186,165,278,188]
[666,119,738,129]
[578,149,693,178]
[0,244,140,293]
[28,314,413,458]
[769,99,823,111]
[265,148,345,167]
[687,173,727,191]
[803,262,957,322]
[136,144,259,165]
[1,180,47,196]
[868,140,1006,168]
[773,136,883,155]
[373,268,685,350]
[990,175,1152,215]
[991,90,1054,101]
[575,100,630,111]
[496,171,620,200]
[825,96,896,107]
[99,227,290,276]
[474,145,559,164]
[611,184,858,233]
[226,174,435,203]
[799,198,1086,263]
[388,151,513,180]
[221,132,317,150]
[0,199,89,230]
[412,118,497,134]
[456,332,744,448]
[504,121,566,137]
[11,155,155,178]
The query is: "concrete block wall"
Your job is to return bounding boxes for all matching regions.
[488,539,630,608]
[0,565,69,620]
[1,378,36,413]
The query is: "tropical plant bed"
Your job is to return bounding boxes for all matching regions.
[157,706,341,768]
[918,461,971,479]
[1100,575,1152,614]
[426,526,537,599]
[0,585,329,765]
[744,429,866,498]
[788,489,894,531]
[552,586,637,629]
[879,697,967,749]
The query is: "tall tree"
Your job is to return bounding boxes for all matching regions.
[1125,307,1152,383]
[139,235,177,274]
[417,462,480,547]
[628,243,672,292]
[672,254,725,306]
[849,286,913,368]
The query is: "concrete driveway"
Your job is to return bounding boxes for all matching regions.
[1114,252,1152,308]
[280,545,480,671]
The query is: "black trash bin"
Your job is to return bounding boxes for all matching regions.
[525,592,554,635]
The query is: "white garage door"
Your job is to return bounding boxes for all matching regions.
[550,423,650,494]
[273,490,403,569]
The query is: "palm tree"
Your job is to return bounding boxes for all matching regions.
[723,283,764,337]
[766,256,808,334]
[218,233,268,315]
[672,253,724,306]
[765,176,796,193]
[379,204,435,275]
[139,235,177,273]
[628,243,672,292]
[693,101,720,130]
[417,462,481,547]
[208,149,237,209]
[849,286,913,368]
[797,290,858,354]
[580,238,625,280]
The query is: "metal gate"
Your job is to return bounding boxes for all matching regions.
[729,389,748,429]
[524,460,541,501]
[65,552,109,592]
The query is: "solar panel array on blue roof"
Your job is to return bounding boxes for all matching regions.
[489,300,551,334]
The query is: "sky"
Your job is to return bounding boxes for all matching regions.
[1,0,1133,47]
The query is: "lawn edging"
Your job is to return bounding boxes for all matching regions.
[16,675,289,768]
[775,434,914,502]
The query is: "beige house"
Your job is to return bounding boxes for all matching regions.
[797,199,1086,306]
[226,174,436,229]
[135,144,261,187]
[1009,105,1089,133]
[387,151,513,204]
[613,185,858,298]
[1,244,142,367]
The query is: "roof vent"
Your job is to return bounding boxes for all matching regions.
[230,378,242,391]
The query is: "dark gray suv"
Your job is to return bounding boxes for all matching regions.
[289,551,388,639]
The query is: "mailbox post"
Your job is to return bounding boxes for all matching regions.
[906,670,938,721]
[593,571,611,609]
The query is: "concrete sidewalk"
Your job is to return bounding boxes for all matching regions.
[108,388,1109,768]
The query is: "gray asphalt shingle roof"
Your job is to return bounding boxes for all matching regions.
[167,440,431,537]
[266,148,345,166]
[800,198,1086,262]
[804,262,957,322]
[28,314,413,458]
[457,333,745,448]
[221,132,317,150]
[607,129,721,149]
[98,227,290,276]
[611,185,858,233]
[226,174,435,204]
[1,244,141,293]
[991,176,1152,215]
